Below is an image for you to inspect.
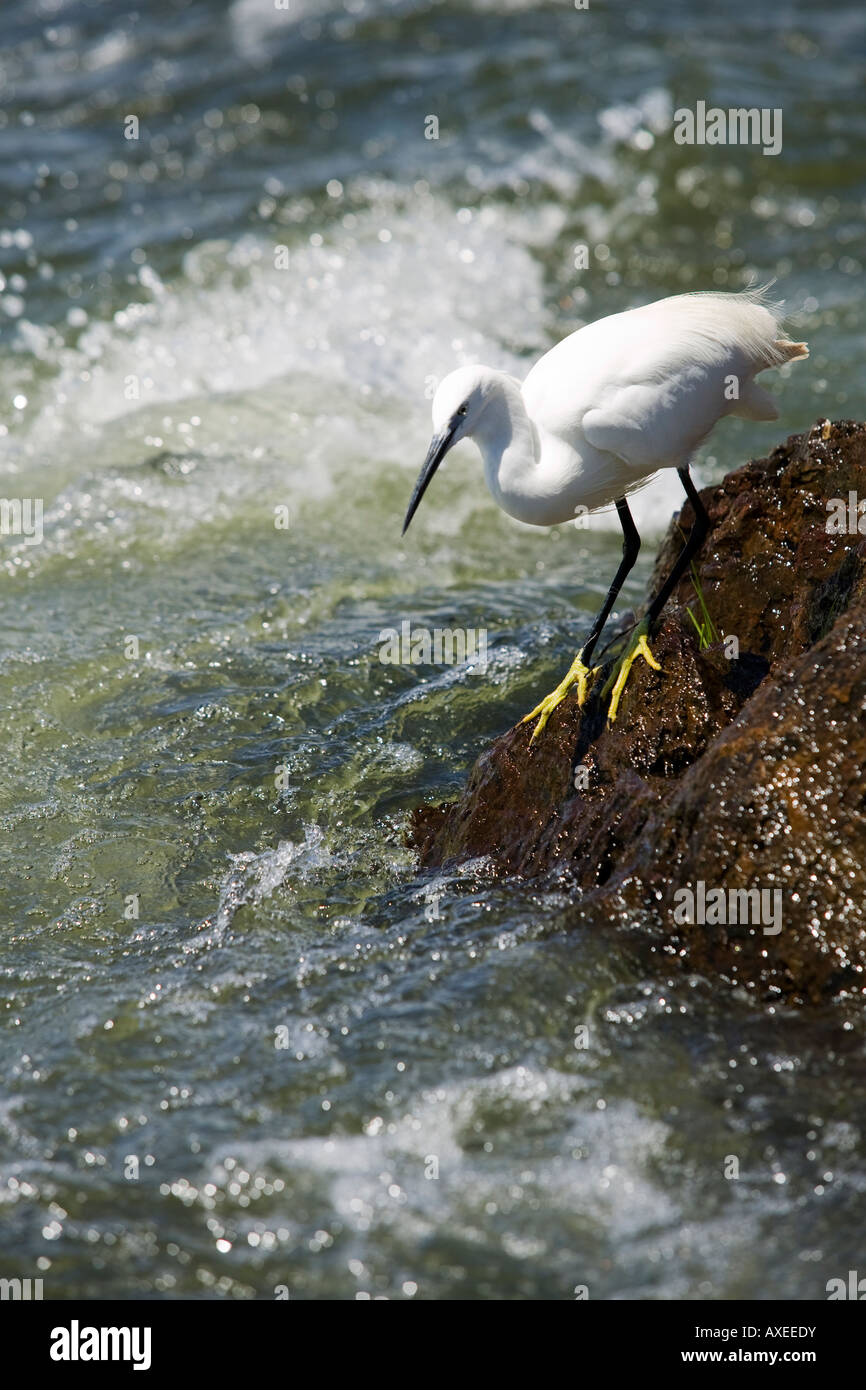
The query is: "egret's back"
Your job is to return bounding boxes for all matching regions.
[521,289,807,481]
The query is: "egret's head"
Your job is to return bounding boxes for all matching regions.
[402,366,491,535]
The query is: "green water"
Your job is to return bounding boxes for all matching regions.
[1,0,864,1299]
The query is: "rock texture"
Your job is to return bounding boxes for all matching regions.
[409,420,866,1004]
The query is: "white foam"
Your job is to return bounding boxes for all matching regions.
[215,826,332,932]
[9,187,691,538]
[205,1068,676,1261]
[17,194,538,441]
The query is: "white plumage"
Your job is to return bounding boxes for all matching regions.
[403,287,809,736]
[408,289,808,530]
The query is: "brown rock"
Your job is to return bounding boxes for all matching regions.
[407,420,866,1004]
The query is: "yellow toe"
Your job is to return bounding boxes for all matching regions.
[604,627,661,725]
[521,651,597,744]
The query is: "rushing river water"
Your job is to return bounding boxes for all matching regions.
[1,0,865,1300]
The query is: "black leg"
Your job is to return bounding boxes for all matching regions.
[581,497,641,667]
[646,467,710,628]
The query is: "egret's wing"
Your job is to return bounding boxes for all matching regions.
[526,289,801,474]
[582,371,712,471]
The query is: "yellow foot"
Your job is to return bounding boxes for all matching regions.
[602,620,661,724]
[520,650,597,744]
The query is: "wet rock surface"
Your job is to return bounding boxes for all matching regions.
[408,420,866,1004]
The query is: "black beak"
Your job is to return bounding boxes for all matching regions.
[402,423,457,535]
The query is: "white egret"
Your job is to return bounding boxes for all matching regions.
[402,288,808,738]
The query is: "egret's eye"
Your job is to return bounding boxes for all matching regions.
[457,404,468,415]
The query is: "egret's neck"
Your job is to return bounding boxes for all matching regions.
[472,375,546,524]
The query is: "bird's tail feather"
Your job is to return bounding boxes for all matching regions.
[754,336,809,370]
[775,338,809,361]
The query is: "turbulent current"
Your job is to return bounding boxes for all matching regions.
[0,0,864,1298]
